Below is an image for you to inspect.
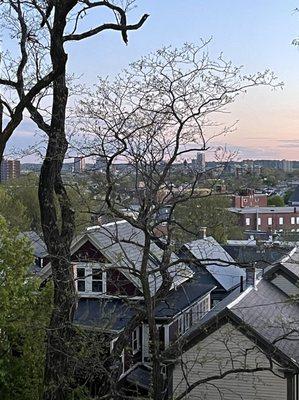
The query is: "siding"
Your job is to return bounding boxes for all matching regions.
[172,323,287,400]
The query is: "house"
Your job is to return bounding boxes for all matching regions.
[170,257,299,400]
[39,220,219,386]
[180,235,246,305]
[20,231,49,272]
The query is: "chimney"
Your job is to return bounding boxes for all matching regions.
[246,266,258,289]
[198,227,207,239]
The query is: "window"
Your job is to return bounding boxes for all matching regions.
[267,217,272,226]
[297,217,299,224]
[74,264,106,294]
[192,296,210,324]
[291,217,295,225]
[132,327,140,354]
[279,217,284,225]
[245,217,251,226]
[92,268,103,293]
[257,217,261,226]
[178,315,184,336]
[77,268,85,292]
[184,312,191,331]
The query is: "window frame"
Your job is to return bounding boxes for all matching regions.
[267,217,273,226]
[132,327,141,355]
[74,263,107,295]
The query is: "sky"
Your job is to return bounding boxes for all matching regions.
[5,0,299,161]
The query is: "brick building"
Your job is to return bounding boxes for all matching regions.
[229,206,299,233]
[231,190,268,208]
[0,159,21,182]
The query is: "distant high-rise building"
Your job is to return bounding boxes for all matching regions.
[74,156,86,173]
[196,152,205,171]
[0,159,21,182]
[94,157,106,171]
[281,159,292,173]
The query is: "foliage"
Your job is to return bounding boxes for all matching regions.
[0,187,30,231]
[3,174,41,232]
[284,190,293,204]
[267,195,284,207]
[174,195,243,244]
[0,217,52,400]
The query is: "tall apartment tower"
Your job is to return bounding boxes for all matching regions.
[0,159,21,182]
[196,152,206,171]
[74,156,86,173]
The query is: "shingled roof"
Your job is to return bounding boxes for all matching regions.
[183,237,245,291]
[183,275,299,368]
[73,221,194,295]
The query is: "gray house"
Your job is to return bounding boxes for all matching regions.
[170,257,299,400]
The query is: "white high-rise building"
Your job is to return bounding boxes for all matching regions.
[74,156,86,173]
[196,152,205,172]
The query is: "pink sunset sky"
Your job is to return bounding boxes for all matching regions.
[4,0,299,162]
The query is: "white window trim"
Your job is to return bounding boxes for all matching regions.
[245,217,251,226]
[267,217,273,226]
[291,217,295,225]
[132,327,141,355]
[279,217,284,225]
[257,217,261,226]
[73,262,107,295]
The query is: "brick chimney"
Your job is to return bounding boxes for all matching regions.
[198,227,207,239]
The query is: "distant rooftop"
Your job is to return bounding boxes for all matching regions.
[229,206,299,214]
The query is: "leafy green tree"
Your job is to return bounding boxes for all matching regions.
[4,174,41,232]
[0,217,52,400]
[267,195,284,207]
[0,187,30,231]
[175,195,243,244]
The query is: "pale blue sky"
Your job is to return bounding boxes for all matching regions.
[7,0,299,160]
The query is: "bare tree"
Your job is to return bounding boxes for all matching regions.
[0,1,148,399]
[77,43,280,399]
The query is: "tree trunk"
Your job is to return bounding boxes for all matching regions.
[40,4,76,399]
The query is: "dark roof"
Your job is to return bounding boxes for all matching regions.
[264,248,299,282]
[124,365,151,390]
[20,231,48,258]
[155,277,215,318]
[289,185,299,205]
[73,298,137,332]
[224,244,293,269]
[183,237,245,291]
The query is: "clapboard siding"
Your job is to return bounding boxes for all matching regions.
[172,323,287,400]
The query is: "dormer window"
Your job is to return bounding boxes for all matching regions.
[92,268,103,292]
[77,268,86,292]
[74,263,106,295]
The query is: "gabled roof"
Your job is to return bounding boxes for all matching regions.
[224,243,293,269]
[183,237,245,291]
[20,231,48,258]
[264,247,299,282]
[72,221,194,295]
[183,277,299,368]
[229,279,299,365]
